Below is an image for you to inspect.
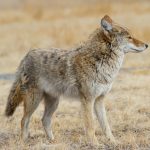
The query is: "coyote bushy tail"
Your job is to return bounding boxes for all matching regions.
[5,78,22,116]
[5,71,28,117]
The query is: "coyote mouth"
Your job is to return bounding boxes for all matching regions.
[127,43,146,53]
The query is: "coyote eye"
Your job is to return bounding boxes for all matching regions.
[128,36,132,39]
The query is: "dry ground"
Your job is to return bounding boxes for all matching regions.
[0,1,150,149]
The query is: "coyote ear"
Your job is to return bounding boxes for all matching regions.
[101,15,113,31]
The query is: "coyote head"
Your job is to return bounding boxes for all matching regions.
[101,15,148,53]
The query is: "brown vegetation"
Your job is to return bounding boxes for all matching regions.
[0,0,150,149]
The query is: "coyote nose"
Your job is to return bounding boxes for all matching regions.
[145,44,148,48]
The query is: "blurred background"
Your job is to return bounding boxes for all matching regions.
[0,0,149,73]
[0,1,150,149]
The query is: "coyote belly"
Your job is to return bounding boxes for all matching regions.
[5,15,148,145]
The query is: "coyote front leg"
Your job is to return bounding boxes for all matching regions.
[94,95,115,143]
[81,97,98,145]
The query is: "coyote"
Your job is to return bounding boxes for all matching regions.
[5,15,148,145]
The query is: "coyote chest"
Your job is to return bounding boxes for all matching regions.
[85,80,113,98]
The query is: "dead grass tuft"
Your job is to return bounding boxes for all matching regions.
[0,1,150,149]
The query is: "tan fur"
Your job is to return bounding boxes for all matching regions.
[5,15,148,145]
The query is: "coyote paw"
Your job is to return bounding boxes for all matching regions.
[47,134,54,141]
[48,139,57,144]
[21,132,30,142]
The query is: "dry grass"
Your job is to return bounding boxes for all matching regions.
[0,1,150,149]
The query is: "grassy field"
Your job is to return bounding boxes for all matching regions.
[0,1,150,149]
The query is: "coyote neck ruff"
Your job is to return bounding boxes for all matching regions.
[73,28,124,85]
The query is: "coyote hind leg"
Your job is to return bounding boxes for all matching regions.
[42,93,59,141]
[21,88,43,141]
